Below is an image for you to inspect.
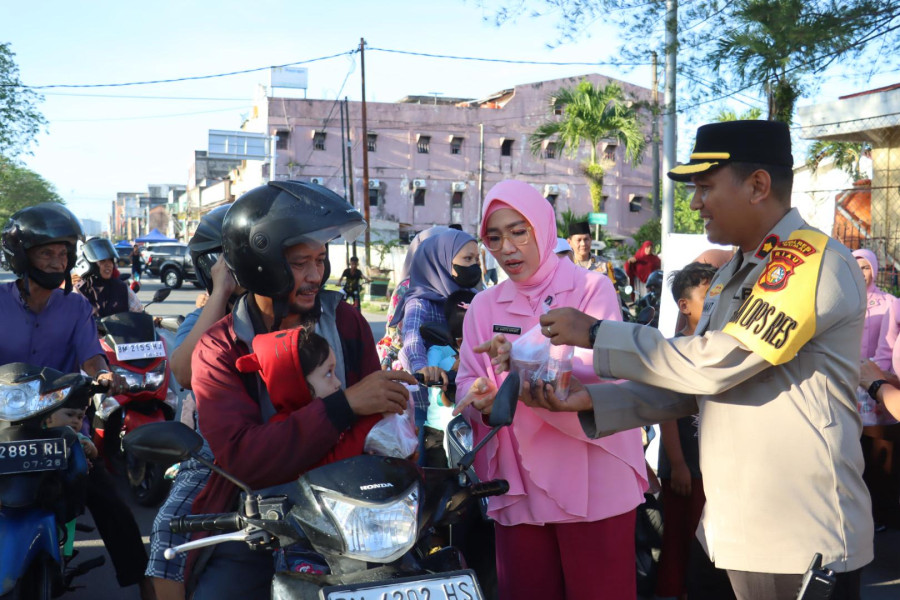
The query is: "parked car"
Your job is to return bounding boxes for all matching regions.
[141,243,198,289]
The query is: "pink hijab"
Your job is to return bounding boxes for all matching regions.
[481,180,564,307]
[852,248,878,293]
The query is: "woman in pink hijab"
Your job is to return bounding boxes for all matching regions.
[456,180,647,600]
[852,249,895,360]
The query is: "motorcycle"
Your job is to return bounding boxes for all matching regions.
[122,372,522,600]
[91,288,176,506]
[0,363,105,599]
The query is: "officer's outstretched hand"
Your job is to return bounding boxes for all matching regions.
[345,370,417,416]
[520,376,592,412]
[539,308,597,348]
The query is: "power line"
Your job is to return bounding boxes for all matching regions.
[42,91,251,101]
[52,105,251,123]
[7,51,357,90]
[367,47,650,67]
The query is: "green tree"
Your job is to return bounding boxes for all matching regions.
[555,207,591,238]
[530,80,646,212]
[0,158,63,223]
[0,43,46,158]
[714,107,763,122]
[673,182,703,234]
[805,140,871,181]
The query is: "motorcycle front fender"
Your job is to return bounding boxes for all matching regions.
[0,508,60,595]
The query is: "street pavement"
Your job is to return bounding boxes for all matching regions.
[0,272,897,598]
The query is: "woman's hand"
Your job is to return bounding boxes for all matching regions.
[453,377,498,416]
[860,359,888,390]
[472,333,512,375]
[519,376,593,412]
[417,366,449,389]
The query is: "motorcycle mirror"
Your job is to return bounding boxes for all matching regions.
[623,285,633,296]
[636,306,656,326]
[151,288,171,303]
[488,372,519,427]
[123,421,202,465]
[119,272,131,282]
[419,322,455,349]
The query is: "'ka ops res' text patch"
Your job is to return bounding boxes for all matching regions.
[722,230,828,365]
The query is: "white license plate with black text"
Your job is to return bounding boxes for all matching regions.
[115,341,166,361]
[0,438,68,475]
[322,570,482,600]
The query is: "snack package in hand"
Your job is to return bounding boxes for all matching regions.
[364,387,419,458]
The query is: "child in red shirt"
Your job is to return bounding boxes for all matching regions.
[236,327,381,468]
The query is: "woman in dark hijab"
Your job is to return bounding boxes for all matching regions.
[76,238,142,317]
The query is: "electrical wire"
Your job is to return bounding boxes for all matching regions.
[367,46,650,67]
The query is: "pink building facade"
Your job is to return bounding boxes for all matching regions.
[241,73,657,239]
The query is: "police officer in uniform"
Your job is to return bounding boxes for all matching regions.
[499,121,872,600]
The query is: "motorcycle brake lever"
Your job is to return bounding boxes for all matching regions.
[162,528,268,560]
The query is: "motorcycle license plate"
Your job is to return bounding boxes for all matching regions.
[321,570,482,600]
[115,341,166,361]
[0,438,68,475]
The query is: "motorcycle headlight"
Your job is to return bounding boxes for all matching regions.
[319,484,419,563]
[112,366,143,389]
[143,360,167,391]
[0,380,73,421]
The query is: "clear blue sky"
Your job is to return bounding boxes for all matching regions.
[5,0,896,226]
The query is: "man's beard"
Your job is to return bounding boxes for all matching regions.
[286,285,321,327]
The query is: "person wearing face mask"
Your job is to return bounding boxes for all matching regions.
[393,229,480,448]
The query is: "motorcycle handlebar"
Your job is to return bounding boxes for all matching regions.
[469,479,509,498]
[170,513,243,534]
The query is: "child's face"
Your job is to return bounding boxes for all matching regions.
[679,281,711,330]
[308,349,341,398]
[45,407,85,430]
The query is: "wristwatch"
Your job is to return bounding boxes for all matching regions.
[868,379,888,401]
[588,320,603,347]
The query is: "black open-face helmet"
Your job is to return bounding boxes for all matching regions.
[223,181,366,299]
[613,267,628,289]
[646,269,664,294]
[1,203,85,291]
[82,238,118,264]
[189,203,231,294]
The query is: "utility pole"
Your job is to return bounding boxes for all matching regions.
[661,0,677,239]
[340,98,348,200]
[651,51,661,218]
[344,97,357,260]
[478,123,485,216]
[359,37,372,267]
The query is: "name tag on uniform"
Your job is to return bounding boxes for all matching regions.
[493,325,521,335]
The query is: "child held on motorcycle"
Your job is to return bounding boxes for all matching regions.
[236,327,384,468]
[422,289,474,469]
[43,406,98,461]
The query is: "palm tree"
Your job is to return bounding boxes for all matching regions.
[530,80,646,212]
[805,140,872,181]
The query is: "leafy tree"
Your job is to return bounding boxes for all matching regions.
[555,207,591,238]
[530,80,646,212]
[0,158,63,223]
[673,182,703,234]
[479,1,900,123]
[714,107,763,122]
[0,43,45,159]
[805,140,871,181]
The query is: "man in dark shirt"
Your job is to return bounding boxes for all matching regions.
[338,255,367,309]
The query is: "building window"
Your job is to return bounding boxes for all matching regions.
[603,143,617,162]
[313,131,326,151]
[501,139,513,157]
[417,135,431,154]
[450,136,463,155]
[367,133,377,152]
[551,97,563,116]
[600,194,609,210]
[546,194,559,206]
[452,191,463,207]
[629,195,645,212]
[276,130,289,150]
[368,187,379,207]
[545,142,558,159]
[414,188,426,206]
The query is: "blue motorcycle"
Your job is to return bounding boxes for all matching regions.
[0,363,103,599]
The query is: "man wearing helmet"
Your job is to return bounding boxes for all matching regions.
[188,182,416,599]
[0,203,153,598]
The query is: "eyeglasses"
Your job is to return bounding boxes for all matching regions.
[481,226,533,252]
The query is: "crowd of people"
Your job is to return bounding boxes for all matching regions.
[0,118,894,600]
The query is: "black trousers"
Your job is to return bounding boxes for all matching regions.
[85,462,148,587]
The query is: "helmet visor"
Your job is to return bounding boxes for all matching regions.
[82,238,118,263]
